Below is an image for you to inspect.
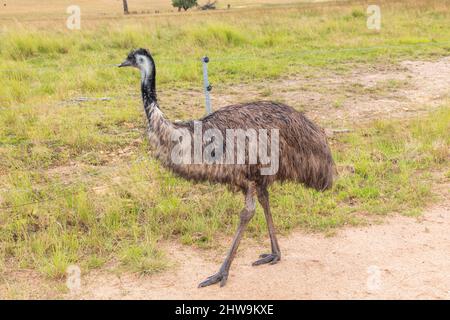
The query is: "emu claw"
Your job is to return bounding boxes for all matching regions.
[252,253,280,266]
[198,271,228,288]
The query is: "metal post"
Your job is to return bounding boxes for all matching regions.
[202,56,212,115]
[122,0,129,14]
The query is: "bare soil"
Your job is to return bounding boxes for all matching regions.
[75,196,450,300]
[158,57,450,136]
[208,57,450,126]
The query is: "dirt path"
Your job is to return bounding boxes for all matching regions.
[74,197,449,300]
[202,57,450,126]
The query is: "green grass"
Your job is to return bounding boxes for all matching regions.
[0,0,450,280]
[1,106,448,278]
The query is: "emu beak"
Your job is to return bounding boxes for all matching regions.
[118,60,132,68]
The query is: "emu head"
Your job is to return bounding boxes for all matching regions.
[119,48,155,81]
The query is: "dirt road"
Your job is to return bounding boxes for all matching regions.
[77,197,449,299]
[207,57,450,126]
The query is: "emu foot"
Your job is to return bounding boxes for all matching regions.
[198,270,228,288]
[252,253,280,266]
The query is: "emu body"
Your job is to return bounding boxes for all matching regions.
[119,48,334,287]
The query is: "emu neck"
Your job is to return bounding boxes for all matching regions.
[141,68,157,115]
[139,66,176,157]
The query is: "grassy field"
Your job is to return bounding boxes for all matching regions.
[1,0,450,107]
[0,0,449,281]
[0,0,337,19]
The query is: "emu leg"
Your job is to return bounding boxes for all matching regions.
[198,186,255,288]
[253,186,281,266]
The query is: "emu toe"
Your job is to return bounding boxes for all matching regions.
[198,271,228,288]
[252,253,281,266]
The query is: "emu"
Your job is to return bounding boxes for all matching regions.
[119,48,334,288]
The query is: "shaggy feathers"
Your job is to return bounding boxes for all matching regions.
[165,101,334,192]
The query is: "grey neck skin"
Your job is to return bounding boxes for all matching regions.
[139,63,175,158]
[139,58,158,121]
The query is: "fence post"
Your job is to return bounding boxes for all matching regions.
[122,0,129,14]
[202,56,212,115]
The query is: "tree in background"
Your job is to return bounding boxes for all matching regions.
[172,0,198,12]
[123,0,129,14]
